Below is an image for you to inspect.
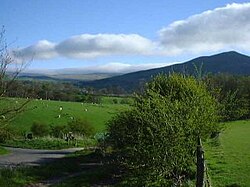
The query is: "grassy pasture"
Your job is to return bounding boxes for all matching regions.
[205,120,250,186]
[2,97,130,133]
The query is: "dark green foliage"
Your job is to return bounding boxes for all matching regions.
[3,138,96,150]
[204,73,250,121]
[107,73,220,185]
[120,98,131,104]
[112,98,118,104]
[50,125,68,138]
[30,121,50,137]
[79,94,101,104]
[0,127,13,143]
[68,118,95,137]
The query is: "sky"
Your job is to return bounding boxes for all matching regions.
[1,0,250,74]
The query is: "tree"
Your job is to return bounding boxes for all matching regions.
[107,73,220,186]
[0,27,30,129]
[204,73,250,121]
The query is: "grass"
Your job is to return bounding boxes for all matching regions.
[2,137,96,150]
[205,120,250,187]
[1,120,249,186]
[2,97,130,133]
[0,146,9,155]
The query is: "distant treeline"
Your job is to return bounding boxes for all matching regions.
[6,80,131,104]
[204,73,250,121]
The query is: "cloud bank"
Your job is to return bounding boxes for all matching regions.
[159,3,250,54]
[25,62,173,74]
[14,34,155,60]
[14,3,250,60]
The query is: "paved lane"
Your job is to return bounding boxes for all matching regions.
[0,147,83,167]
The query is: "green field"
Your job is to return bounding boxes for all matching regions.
[3,97,130,133]
[205,120,250,187]
[2,97,250,186]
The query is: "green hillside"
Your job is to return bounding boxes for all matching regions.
[7,98,129,133]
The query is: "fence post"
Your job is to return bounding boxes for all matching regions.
[196,136,205,187]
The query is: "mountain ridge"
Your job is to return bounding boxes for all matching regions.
[79,51,250,92]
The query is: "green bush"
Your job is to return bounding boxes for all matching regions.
[68,118,94,137]
[107,73,220,185]
[30,121,50,137]
[50,125,68,138]
[0,128,11,143]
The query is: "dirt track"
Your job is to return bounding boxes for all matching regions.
[0,147,83,167]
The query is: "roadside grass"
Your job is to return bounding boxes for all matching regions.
[1,137,96,150]
[0,150,121,187]
[0,146,9,155]
[205,120,250,187]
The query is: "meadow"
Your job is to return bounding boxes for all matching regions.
[1,97,250,186]
[6,97,130,133]
[205,120,250,186]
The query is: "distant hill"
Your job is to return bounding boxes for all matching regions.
[80,51,250,92]
[18,73,119,82]
[18,73,60,82]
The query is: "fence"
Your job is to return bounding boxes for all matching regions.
[196,137,211,187]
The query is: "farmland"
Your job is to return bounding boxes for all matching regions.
[205,120,250,186]
[5,97,130,133]
[1,95,250,186]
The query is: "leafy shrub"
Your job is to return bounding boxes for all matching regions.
[112,98,118,104]
[67,118,94,137]
[120,98,132,105]
[50,125,68,138]
[30,121,50,137]
[107,73,220,185]
[0,128,13,143]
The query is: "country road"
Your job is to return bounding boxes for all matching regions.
[0,147,84,167]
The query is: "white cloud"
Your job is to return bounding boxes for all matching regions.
[159,3,250,54]
[54,62,173,74]
[13,40,57,60]
[13,3,250,61]
[14,34,155,60]
[24,62,175,74]
[56,34,155,58]
[88,62,171,73]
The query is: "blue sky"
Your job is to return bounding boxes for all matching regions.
[1,0,250,74]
